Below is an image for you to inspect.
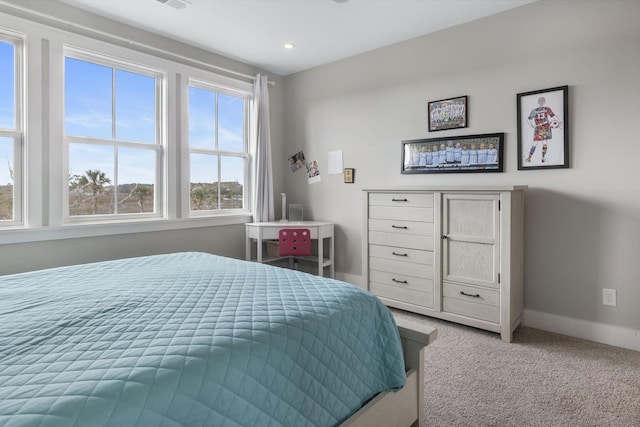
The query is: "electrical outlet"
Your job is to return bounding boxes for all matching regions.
[602,288,617,307]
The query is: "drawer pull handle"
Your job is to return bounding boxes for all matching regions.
[392,278,408,284]
[391,198,408,202]
[460,291,481,298]
[392,225,408,229]
[392,252,408,257]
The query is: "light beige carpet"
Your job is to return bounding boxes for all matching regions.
[391,310,640,427]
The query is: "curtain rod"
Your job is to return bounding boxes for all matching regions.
[0,1,275,86]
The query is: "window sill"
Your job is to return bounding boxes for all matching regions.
[0,213,253,245]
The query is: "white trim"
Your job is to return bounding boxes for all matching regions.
[0,213,252,245]
[0,11,256,234]
[0,29,24,226]
[523,309,640,352]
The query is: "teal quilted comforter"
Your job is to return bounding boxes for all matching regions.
[0,252,406,426]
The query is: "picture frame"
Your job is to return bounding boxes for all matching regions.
[428,95,468,132]
[517,85,569,170]
[344,168,355,183]
[401,133,504,174]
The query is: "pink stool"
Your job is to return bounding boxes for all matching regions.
[279,228,311,269]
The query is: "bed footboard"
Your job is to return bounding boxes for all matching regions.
[341,316,437,427]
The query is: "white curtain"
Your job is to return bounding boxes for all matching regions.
[250,74,275,222]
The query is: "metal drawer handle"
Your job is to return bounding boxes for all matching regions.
[391,198,408,202]
[392,225,408,229]
[392,278,408,284]
[460,291,481,298]
[392,252,408,257]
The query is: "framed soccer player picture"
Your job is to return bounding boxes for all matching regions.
[401,133,504,174]
[517,85,569,170]
[428,95,468,132]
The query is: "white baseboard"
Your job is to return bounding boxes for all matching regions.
[523,309,640,352]
[333,273,639,352]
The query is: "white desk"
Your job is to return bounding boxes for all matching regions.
[245,221,334,278]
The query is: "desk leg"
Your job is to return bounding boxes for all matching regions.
[330,235,335,279]
[318,236,324,277]
[245,236,251,261]
[256,229,263,263]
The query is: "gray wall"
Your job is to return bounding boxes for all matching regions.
[0,1,285,273]
[282,0,640,331]
[2,225,246,274]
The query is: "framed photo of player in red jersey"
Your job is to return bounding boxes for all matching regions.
[517,85,569,170]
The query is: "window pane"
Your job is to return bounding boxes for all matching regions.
[0,41,15,129]
[190,153,218,211]
[117,147,155,214]
[188,87,216,149]
[65,57,112,139]
[69,143,114,215]
[220,156,244,210]
[116,69,156,143]
[218,93,244,152]
[0,137,13,220]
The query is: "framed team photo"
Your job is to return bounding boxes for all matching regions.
[517,85,569,170]
[401,133,504,174]
[428,95,468,132]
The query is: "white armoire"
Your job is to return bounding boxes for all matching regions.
[362,186,526,342]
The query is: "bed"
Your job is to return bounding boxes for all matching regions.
[0,252,436,426]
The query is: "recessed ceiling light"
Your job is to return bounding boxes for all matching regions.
[283,43,295,49]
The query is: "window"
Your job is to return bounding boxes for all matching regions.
[64,50,163,220]
[0,34,23,226]
[0,15,256,243]
[188,79,249,214]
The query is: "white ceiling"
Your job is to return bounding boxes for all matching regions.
[57,0,536,76]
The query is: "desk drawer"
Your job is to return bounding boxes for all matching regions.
[442,282,500,323]
[369,192,434,208]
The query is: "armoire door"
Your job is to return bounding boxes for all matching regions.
[441,193,500,289]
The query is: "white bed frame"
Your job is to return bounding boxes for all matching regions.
[341,316,438,427]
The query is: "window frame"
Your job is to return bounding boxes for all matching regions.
[0,30,24,227]
[62,47,166,223]
[0,14,257,245]
[185,76,252,218]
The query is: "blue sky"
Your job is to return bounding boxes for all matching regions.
[0,41,15,187]
[65,57,245,187]
[0,48,246,193]
[188,87,244,184]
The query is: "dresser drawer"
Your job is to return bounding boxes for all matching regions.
[369,218,434,236]
[370,270,434,294]
[442,282,500,323]
[369,256,434,279]
[369,231,434,251]
[369,192,434,208]
[369,244,433,265]
[369,281,434,309]
[369,206,434,222]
